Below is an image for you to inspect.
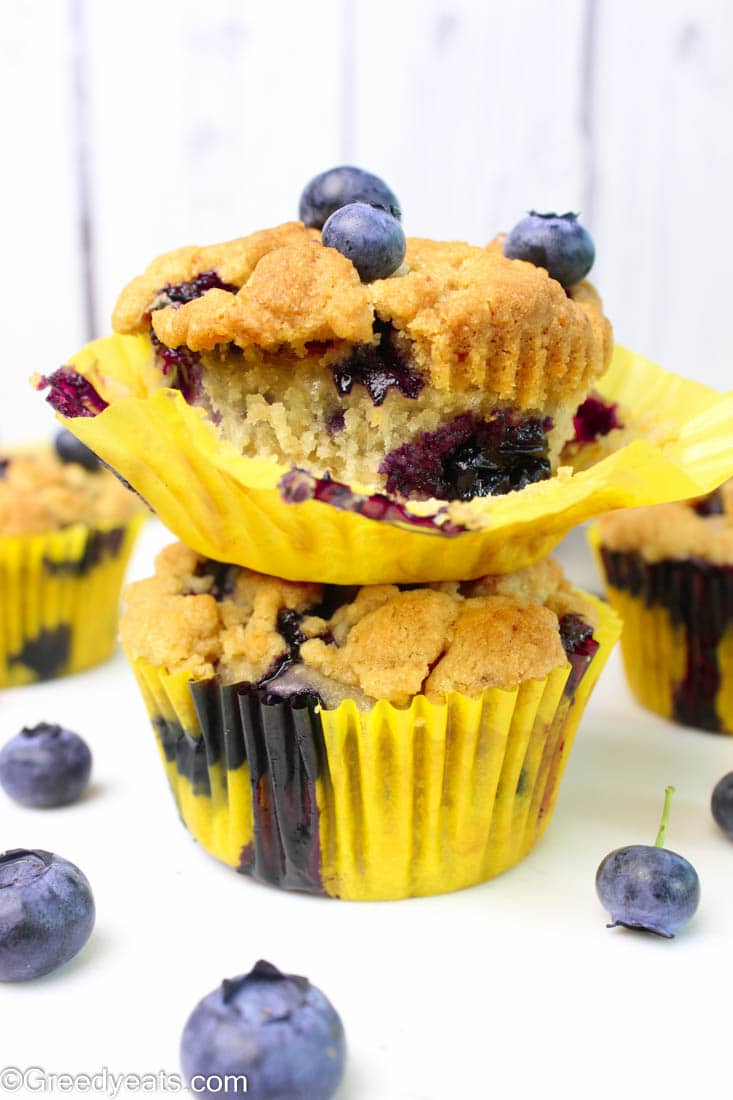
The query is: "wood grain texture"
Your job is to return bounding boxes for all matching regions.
[0,1,86,442]
[2,0,732,446]
[86,0,348,334]
[591,0,733,389]
[349,0,588,243]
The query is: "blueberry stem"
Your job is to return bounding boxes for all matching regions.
[655,786,676,849]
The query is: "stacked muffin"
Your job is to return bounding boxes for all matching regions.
[37,169,733,898]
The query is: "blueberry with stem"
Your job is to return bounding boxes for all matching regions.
[503,211,595,287]
[596,786,700,938]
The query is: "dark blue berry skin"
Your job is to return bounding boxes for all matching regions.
[322,202,406,283]
[503,211,595,287]
[54,428,101,472]
[299,165,401,229]
[596,845,700,938]
[0,849,95,981]
[711,772,733,838]
[180,960,346,1100]
[0,723,92,808]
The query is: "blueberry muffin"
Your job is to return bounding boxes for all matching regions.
[120,543,620,899]
[35,173,733,583]
[593,482,733,733]
[0,435,144,685]
[106,223,611,500]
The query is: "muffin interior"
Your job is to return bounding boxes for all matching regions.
[109,224,612,503]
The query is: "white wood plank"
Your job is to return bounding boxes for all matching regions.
[86,0,349,333]
[592,0,733,390]
[350,0,589,244]
[0,1,87,443]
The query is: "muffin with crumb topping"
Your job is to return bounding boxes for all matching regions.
[103,224,612,502]
[121,543,620,900]
[0,438,144,686]
[593,481,733,733]
[36,193,733,585]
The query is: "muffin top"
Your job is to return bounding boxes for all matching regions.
[120,543,597,708]
[598,481,733,565]
[0,445,141,536]
[112,222,612,408]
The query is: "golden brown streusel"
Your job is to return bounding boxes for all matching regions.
[0,445,141,537]
[598,481,733,565]
[120,543,595,708]
[113,223,612,408]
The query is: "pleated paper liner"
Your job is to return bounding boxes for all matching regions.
[126,592,620,901]
[42,335,733,584]
[0,513,145,687]
[590,525,733,733]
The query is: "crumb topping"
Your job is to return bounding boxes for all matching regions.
[112,223,612,407]
[0,445,141,536]
[598,481,733,565]
[120,544,596,707]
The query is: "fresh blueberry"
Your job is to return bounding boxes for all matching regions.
[322,202,406,282]
[180,960,346,1099]
[0,849,95,981]
[299,165,401,229]
[503,211,595,287]
[711,772,733,838]
[54,428,101,472]
[0,723,92,808]
[596,787,700,938]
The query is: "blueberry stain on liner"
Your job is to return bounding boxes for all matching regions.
[600,548,733,732]
[43,528,125,577]
[143,607,600,898]
[8,625,72,680]
[154,680,327,894]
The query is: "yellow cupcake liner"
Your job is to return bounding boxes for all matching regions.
[126,591,619,900]
[590,526,733,733]
[0,513,145,687]
[41,335,733,584]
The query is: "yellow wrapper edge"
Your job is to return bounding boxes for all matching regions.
[51,335,733,583]
[589,525,733,734]
[0,513,145,687]
[126,591,620,901]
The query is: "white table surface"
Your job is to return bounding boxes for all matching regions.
[2,519,732,1100]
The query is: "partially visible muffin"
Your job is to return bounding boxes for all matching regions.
[0,438,144,686]
[110,223,612,502]
[595,481,733,732]
[0,443,139,536]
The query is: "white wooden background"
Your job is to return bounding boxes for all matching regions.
[2,0,732,443]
